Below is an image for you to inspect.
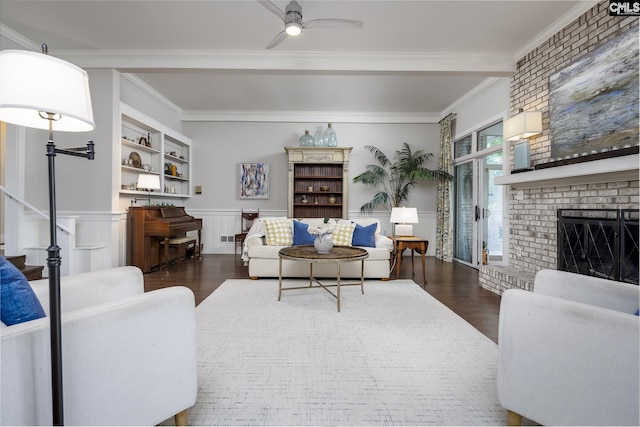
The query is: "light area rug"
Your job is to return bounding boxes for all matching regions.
[185,279,506,426]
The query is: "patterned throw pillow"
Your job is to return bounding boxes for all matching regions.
[332,222,356,246]
[263,219,293,246]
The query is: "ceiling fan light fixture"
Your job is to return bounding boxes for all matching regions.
[285,21,302,36]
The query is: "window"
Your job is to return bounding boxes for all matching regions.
[454,135,472,158]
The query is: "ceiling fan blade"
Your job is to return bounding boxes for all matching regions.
[302,19,364,29]
[257,0,286,22]
[266,30,288,49]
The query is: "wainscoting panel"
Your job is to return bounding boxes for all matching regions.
[186,209,437,256]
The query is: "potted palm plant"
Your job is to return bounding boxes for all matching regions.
[353,142,451,213]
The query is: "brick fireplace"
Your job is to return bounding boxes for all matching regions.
[479,157,639,295]
[478,2,639,295]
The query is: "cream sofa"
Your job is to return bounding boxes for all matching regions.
[497,269,639,426]
[242,217,393,279]
[1,266,197,426]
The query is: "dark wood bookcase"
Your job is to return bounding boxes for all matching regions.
[285,147,352,219]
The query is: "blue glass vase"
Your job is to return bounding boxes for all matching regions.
[313,126,324,147]
[323,123,337,147]
[299,130,314,147]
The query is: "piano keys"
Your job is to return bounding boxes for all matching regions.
[127,206,202,273]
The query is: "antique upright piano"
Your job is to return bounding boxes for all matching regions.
[128,206,202,273]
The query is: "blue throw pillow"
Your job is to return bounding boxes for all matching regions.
[352,223,377,247]
[293,220,315,245]
[0,256,46,326]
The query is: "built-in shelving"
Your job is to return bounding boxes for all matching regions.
[119,103,192,199]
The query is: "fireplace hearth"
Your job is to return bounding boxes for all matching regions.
[557,209,639,284]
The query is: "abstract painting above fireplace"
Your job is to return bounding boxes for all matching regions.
[549,26,639,161]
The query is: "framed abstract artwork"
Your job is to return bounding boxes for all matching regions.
[549,26,639,160]
[239,162,269,199]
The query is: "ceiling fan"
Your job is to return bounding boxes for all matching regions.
[258,0,364,49]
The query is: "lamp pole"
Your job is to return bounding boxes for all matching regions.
[44,113,95,425]
[45,117,64,425]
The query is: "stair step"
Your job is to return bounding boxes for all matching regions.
[5,255,44,281]
[5,255,27,269]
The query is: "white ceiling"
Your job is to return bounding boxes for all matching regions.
[0,1,597,121]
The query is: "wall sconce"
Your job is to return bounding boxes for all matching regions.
[133,173,161,206]
[504,110,542,172]
[390,206,418,236]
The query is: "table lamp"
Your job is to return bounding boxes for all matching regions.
[133,173,161,206]
[390,207,418,236]
[0,46,95,425]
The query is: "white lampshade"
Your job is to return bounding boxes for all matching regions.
[390,207,419,236]
[137,174,160,190]
[390,207,419,224]
[504,111,542,141]
[0,49,94,132]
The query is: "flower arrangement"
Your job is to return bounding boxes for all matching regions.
[307,217,336,236]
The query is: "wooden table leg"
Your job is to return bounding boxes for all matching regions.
[420,243,427,286]
[396,243,403,280]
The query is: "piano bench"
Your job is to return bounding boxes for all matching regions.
[161,237,197,272]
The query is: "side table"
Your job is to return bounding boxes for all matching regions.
[390,236,428,286]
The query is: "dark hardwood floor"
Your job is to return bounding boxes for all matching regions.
[143,254,502,343]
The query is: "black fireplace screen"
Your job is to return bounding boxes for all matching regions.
[557,209,639,285]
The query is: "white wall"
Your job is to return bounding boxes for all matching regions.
[452,78,510,139]
[182,121,442,214]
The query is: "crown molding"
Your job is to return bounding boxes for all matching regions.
[0,24,40,51]
[181,110,441,124]
[513,0,600,61]
[120,73,183,116]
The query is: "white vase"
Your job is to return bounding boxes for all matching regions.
[314,234,333,254]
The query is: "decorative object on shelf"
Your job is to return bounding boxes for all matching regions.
[146,132,151,147]
[313,195,319,204]
[300,195,308,204]
[323,122,337,147]
[313,126,324,147]
[328,194,336,204]
[129,151,142,168]
[307,218,336,254]
[299,130,314,147]
[171,164,177,176]
[132,173,161,206]
[319,185,329,192]
[240,162,270,199]
[138,136,147,146]
[390,206,419,236]
[353,143,452,213]
[165,162,171,175]
[307,185,313,192]
[0,46,96,425]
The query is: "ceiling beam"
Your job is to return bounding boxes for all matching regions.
[55,49,515,75]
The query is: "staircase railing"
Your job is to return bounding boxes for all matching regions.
[0,185,73,235]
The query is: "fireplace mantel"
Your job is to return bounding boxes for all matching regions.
[494,154,639,189]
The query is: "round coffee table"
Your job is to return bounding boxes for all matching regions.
[278,245,369,312]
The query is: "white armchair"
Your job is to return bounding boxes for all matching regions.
[497,269,639,426]
[1,266,197,426]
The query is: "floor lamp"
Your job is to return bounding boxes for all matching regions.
[0,47,95,425]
